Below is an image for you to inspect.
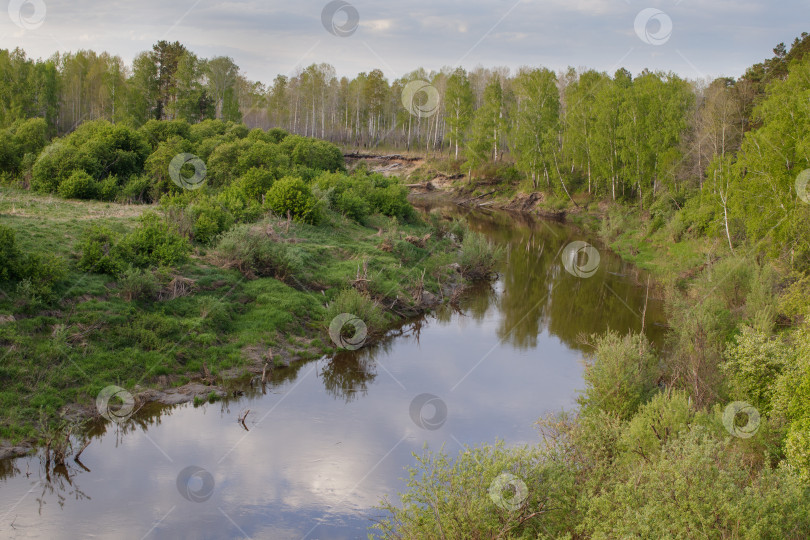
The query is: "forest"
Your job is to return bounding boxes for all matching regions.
[1,29,810,539]
[1,34,809,267]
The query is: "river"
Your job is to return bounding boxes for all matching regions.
[0,206,665,539]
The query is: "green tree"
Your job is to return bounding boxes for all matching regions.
[444,68,474,160]
[466,76,506,174]
[510,68,559,190]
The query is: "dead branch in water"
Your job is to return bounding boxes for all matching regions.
[238,409,250,430]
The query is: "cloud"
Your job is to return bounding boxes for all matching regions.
[0,0,808,84]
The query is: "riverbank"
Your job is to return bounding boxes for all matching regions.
[376,162,810,537]
[0,187,491,459]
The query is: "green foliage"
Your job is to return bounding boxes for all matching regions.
[119,266,161,301]
[324,288,387,337]
[263,176,322,224]
[580,331,659,420]
[233,167,276,200]
[374,442,558,540]
[313,171,415,223]
[458,231,503,279]
[334,190,370,223]
[116,213,191,268]
[31,120,150,195]
[0,224,23,281]
[214,223,306,281]
[77,225,125,275]
[120,174,153,203]
[586,427,810,538]
[779,273,810,323]
[723,326,792,413]
[618,390,695,464]
[0,118,50,178]
[281,135,344,172]
[0,224,66,301]
[57,170,99,199]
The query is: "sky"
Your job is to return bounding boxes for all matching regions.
[1,0,808,85]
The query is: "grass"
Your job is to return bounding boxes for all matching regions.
[0,186,464,444]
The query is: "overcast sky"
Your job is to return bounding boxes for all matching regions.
[2,0,807,84]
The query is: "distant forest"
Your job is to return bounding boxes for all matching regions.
[2,34,810,266]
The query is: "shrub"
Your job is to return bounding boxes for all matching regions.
[77,225,125,275]
[236,141,288,176]
[334,190,370,223]
[233,168,276,200]
[188,119,228,141]
[216,187,262,225]
[586,427,810,538]
[579,331,659,420]
[32,120,149,196]
[282,136,344,172]
[0,224,22,281]
[367,183,414,220]
[215,224,306,281]
[618,390,695,464]
[778,272,810,323]
[116,213,191,268]
[97,175,121,201]
[58,170,98,199]
[143,136,196,195]
[264,176,322,224]
[17,253,67,299]
[138,119,192,149]
[206,140,249,185]
[121,174,153,203]
[0,225,66,300]
[325,288,387,337]
[722,326,791,412]
[458,232,503,279]
[373,442,557,539]
[119,266,161,301]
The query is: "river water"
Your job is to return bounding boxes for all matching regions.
[0,207,664,539]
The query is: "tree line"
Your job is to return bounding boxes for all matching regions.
[1,33,809,265]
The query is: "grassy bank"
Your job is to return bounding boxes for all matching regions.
[0,186,493,447]
[374,158,810,538]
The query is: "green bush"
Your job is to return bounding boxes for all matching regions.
[0,224,22,281]
[373,442,557,539]
[215,223,306,281]
[579,331,660,420]
[0,225,66,300]
[325,288,387,337]
[18,253,67,299]
[723,326,792,412]
[334,190,370,223]
[77,225,125,275]
[58,170,99,199]
[32,120,149,196]
[618,390,695,464]
[143,135,196,195]
[138,119,192,149]
[366,183,414,220]
[0,118,50,177]
[459,232,503,279]
[116,213,191,268]
[585,427,810,538]
[236,140,288,176]
[233,168,276,200]
[119,266,161,301]
[281,136,344,172]
[97,175,121,201]
[120,174,153,203]
[264,176,322,224]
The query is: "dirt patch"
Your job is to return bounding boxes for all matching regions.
[344,153,425,178]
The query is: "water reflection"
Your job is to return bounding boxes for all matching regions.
[0,206,665,539]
